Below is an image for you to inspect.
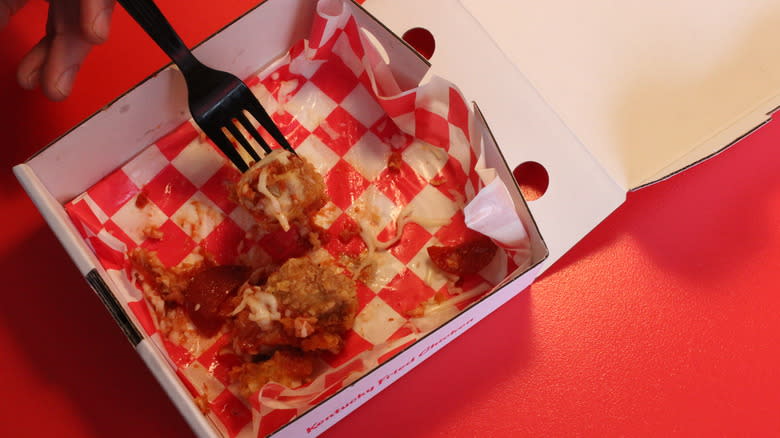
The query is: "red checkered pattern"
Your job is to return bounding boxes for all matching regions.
[64,2,529,437]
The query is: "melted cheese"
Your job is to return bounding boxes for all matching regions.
[366,203,450,251]
[294,318,314,338]
[231,285,281,330]
[319,121,341,140]
[355,201,451,271]
[278,80,299,100]
[256,169,288,229]
[253,150,307,231]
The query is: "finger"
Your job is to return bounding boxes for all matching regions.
[0,0,29,29]
[40,32,91,100]
[17,36,50,90]
[80,0,114,44]
[40,0,93,100]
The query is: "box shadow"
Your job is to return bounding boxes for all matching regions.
[0,227,192,438]
[621,116,780,286]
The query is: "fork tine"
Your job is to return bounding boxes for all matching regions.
[205,125,249,172]
[244,98,296,154]
[225,119,261,164]
[237,112,272,155]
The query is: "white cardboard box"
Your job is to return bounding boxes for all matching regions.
[13,0,773,436]
[13,0,547,437]
[365,0,780,271]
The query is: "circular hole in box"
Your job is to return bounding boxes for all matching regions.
[402,27,436,59]
[513,161,549,201]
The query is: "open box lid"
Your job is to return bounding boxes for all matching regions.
[364,0,780,269]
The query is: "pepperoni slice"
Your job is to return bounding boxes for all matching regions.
[183,265,250,337]
[427,235,498,275]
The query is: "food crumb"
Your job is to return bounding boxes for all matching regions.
[135,192,150,209]
[142,225,164,240]
[407,304,426,318]
[194,393,210,415]
[338,221,360,244]
[430,175,446,186]
[387,151,402,173]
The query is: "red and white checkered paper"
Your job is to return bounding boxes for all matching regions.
[65,1,530,437]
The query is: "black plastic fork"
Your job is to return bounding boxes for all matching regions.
[117,0,295,172]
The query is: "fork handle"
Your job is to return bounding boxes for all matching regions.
[116,0,199,71]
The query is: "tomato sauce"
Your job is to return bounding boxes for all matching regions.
[183,265,250,337]
[427,235,498,275]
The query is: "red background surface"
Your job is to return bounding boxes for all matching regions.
[1,1,778,436]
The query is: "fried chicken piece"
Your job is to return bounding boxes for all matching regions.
[230,255,357,356]
[231,308,296,357]
[229,349,317,398]
[234,150,326,232]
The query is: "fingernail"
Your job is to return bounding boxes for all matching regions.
[92,8,111,42]
[26,69,40,89]
[55,66,78,97]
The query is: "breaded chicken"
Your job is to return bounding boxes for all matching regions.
[234,150,326,232]
[231,254,358,356]
[229,349,317,399]
[128,247,209,305]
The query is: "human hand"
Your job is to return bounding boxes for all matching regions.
[1,0,115,100]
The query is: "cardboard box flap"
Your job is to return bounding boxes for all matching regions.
[364,0,625,270]
[473,103,548,268]
[459,0,780,191]
[633,100,775,189]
